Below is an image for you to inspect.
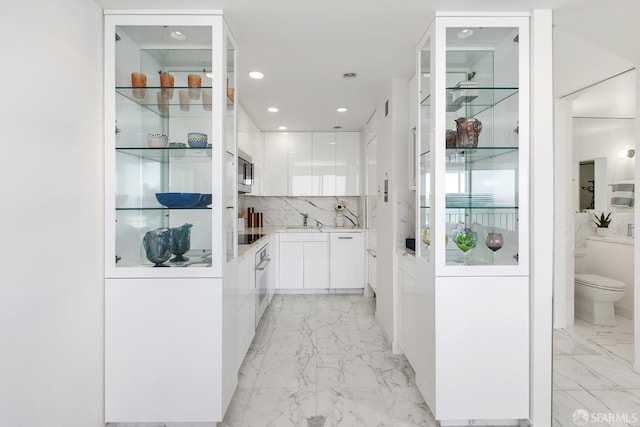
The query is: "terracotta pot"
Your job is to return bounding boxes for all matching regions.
[160,72,174,99]
[188,74,202,100]
[131,72,146,99]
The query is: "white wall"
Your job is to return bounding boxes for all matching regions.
[371,78,410,348]
[0,1,104,425]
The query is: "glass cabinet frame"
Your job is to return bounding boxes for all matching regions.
[104,11,237,279]
[417,14,530,277]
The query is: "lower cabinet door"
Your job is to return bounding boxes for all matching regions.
[105,278,223,422]
[434,276,529,420]
[278,241,304,289]
[303,241,329,288]
[330,233,364,288]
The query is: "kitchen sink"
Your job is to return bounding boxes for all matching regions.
[285,226,323,232]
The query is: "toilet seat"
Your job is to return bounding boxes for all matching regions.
[575,273,626,291]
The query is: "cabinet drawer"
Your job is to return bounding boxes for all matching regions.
[279,232,328,242]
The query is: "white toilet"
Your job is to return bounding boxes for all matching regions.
[574,273,626,326]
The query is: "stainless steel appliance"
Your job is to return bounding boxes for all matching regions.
[237,149,253,194]
[255,242,271,327]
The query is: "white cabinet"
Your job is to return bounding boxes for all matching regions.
[278,241,304,289]
[288,132,313,195]
[398,252,417,368]
[336,132,361,196]
[105,278,223,422]
[278,233,329,289]
[304,241,330,288]
[410,13,532,423]
[261,131,360,196]
[263,132,289,195]
[312,132,337,195]
[329,232,365,289]
[236,252,255,370]
[104,10,237,423]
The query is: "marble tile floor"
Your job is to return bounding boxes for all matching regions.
[553,316,640,426]
[220,294,438,427]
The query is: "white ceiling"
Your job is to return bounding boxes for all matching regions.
[96,0,639,132]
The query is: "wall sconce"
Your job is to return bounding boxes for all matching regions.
[618,148,635,159]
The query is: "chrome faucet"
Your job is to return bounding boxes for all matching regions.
[302,213,308,227]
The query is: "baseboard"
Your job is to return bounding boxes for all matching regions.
[615,306,633,320]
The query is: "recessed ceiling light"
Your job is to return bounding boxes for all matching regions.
[248,71,264,79]
[336,107,348,113]
[278,126,287,130]
[267,107,279,113]
[458,29,474,39]
[171,31,186,41]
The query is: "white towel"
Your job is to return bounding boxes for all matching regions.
[611,180,635,207]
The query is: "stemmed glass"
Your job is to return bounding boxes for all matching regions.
[452,228,478,265]
[485,232,504,264]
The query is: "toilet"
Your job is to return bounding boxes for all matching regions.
[574,273,626,326]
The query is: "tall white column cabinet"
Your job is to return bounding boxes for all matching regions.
[103,10,238,423]
[403,12,536,424]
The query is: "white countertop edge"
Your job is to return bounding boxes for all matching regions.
[586,235,634,246]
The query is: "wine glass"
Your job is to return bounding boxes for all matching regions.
[485,232,504,264]
[452,228,478,265]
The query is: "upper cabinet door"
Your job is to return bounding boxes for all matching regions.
[336,132,361,196]
[262,132,289,196]
[312,132,336,196]
[288,132,313,196]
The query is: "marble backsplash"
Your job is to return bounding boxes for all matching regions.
[239,196,361,228]
[575,211,635,248]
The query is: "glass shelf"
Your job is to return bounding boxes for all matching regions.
[116,87,215,118]
[445,146,518,162]
[420,205,517,209]
[116,147,212,161]
[421,87,518,112]
[116,206,212,211]
[116,249,213,269]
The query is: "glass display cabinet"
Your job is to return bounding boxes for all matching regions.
[103,11,237,423]
[420,16,529,276]
[105,12,237,278]
[412,13,530,424]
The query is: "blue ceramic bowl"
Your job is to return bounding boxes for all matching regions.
[187,132,208,148]
[188,139,208,148]
[195,193,212,207]
[155,192,202,208]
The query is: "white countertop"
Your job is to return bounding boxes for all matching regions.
[237,226,364,257]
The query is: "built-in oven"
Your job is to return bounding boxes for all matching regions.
[238,149,253,194]
[255,242,271,328]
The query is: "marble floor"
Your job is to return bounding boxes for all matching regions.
[220,293,437,427]
[553,316,640,426]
